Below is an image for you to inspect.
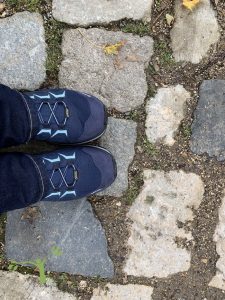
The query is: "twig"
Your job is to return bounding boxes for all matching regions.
[77,28,103,50]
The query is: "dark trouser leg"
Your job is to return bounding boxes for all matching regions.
[0,153,45,213]
[0,84,31,148]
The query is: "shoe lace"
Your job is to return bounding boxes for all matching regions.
[50,164,78,190]
[38,100,69,128]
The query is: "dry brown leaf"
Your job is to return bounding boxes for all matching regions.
[183,0,201,10]
[114,58,124,70]
[0,3,5,13]
[104,41,126,55]
[126,54,140,62]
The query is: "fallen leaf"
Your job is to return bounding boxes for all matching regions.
[0,3,5,13]
[21,206,41,224]
[166,13,174,26]
[114,58,124,69]
[201,258,208,264]
[104,41,126,55]
[126,54,140,62]
[183,0,201,10]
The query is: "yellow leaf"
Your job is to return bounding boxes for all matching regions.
[165,14,174,26]
[104,41,125,55]
[183,0,201,10]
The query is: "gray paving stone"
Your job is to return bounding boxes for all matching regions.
[124,170,204,278]
[171,0,220,64]
[52,0,153,26]
[91,284,153,300]
[5,199,114,278]
[99,117,137,197]
[191,80,225,161]
[59,28,153,112]
[0,12,46,90]
[209,191,225,290]
[0,271,77,300]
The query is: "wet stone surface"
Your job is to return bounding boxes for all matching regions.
[191,80,225,161]
[5,199,114,278]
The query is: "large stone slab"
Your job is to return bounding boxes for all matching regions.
[0,271,77,300]
[209,192,225,290]
[191,80,225,161]
[99,117,137,197]
[124,170,204,278]
[0,12,46,90]
[5,199,114,278]
[59,28,153,112]
[91,284,153,300]
[171,0,220,64]
[52,0,153,26]
[146,85,190,146]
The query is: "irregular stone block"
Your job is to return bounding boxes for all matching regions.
[99,117,137,197]
[59,28,153,112]
[91,284,153,300]
[209,193,225,290]
[146,85,190,145]
[191,80,225,161]
[52,0,153,26]
[0,271,77,300]
[6,199,114,278]
[171,0,220,64]
[0,12,46,90]
[124,170,204,278]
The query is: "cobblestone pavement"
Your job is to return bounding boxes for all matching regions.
[1,0,225,299]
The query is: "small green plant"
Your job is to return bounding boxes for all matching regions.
[180,124,192,138]
[51,245,63,257]
[155,41,175,67]
[123,172,143,205]
[142,138,158,156]
[147,64,157,76]
[45,19,67,80]
[121,21,150,36]
[155,0,163,9]
[127,110,141,122]
[6,0,42,12]
[124,186,140,205]
[8,245,62,284]
[145,195,155,204]
[8,262,18,271]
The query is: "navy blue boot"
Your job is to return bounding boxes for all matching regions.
[0,84,107,147]
[0,146,117,213]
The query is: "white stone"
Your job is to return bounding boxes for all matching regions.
[209,193,225,290]
[124,170,204,278]
[99,117,137,197]
[52,0,153,26]
[91,284,153,300]
[0,12,46,90]
[59,28,153,112]
[145,85,190,145]
[0,271,77,300]
[171,0,220,64]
